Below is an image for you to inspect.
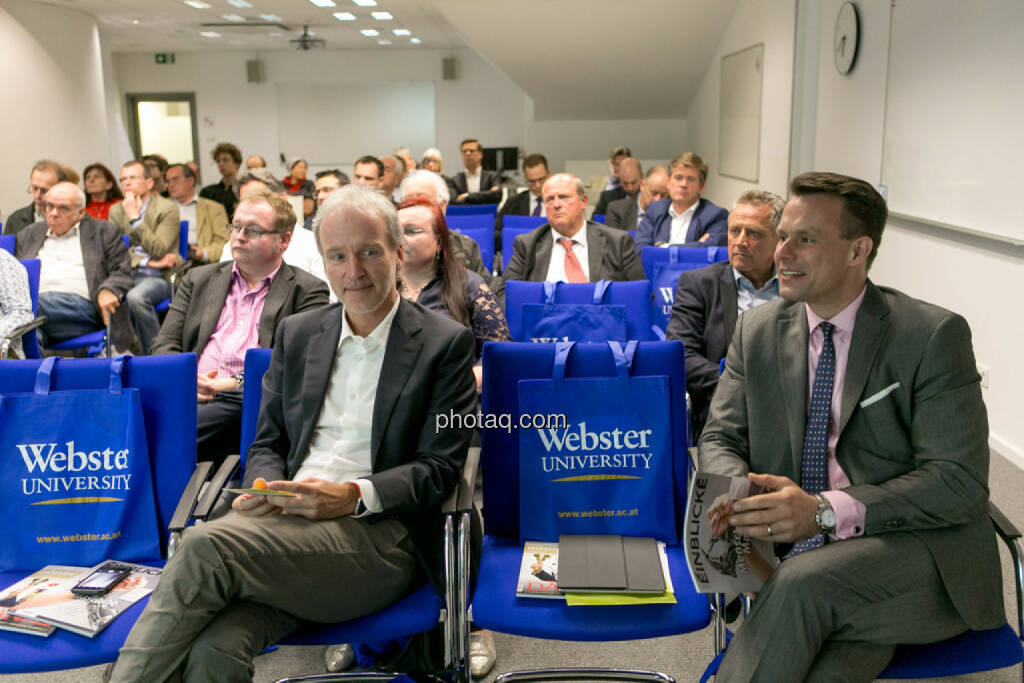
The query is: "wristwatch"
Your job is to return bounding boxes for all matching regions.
[352,497,367,516]
[815,494,837,535]
[232,372,244,390]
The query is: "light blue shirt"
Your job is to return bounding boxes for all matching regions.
[734,267,779,314]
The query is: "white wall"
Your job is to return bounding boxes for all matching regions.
[684,0,797,207]
[810,0,1024,465]
[0,0,111,218]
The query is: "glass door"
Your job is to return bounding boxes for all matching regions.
[126,93,199,164]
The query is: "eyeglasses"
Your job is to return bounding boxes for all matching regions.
[228,223,283,239]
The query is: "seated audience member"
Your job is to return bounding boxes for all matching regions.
[399,170,490,279]
[606,165,669,230]
[82,163,123,221]
[665,190,784,438]
[245,155,267,171]
[353,156,383,190]
[304,169,350,232]
[420,148,444,174]
[0,249,34,359]
[635,152,728,251]
[380,154,406,203]
[451,138,501,204]
[109,185,477,683]
[397,198,510,389]
[702,172,1002,682]
[142,154,170,197]
[200,142,242,218]
[394,146,416,173]
[108,160,180,354]
[593,157,642,217]
[151,190,329,468]
[495,153,550,244]
[603,145,631,191]
[4,160,69,236]
[165,163,230,274]
[283,159,314,197]
[14,182,134,352]
[494,173,646,302]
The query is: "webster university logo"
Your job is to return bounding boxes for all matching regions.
[533,421,655,477]
[16,440,134,498]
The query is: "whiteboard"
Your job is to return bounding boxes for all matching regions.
[276,82,435,167]
[719,43,763,183]
[881,0,1024,244]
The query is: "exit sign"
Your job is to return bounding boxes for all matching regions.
[155,53,176,64]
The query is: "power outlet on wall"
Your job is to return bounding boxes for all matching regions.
[977,363,991,389]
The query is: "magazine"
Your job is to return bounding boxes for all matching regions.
[516,541,561,599]
[684,471,780,593]
[0,566,84,636]
[12,561,162,637]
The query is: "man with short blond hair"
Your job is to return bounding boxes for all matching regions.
[636,152,728,251]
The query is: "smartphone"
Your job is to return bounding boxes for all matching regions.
[70,562,132,596]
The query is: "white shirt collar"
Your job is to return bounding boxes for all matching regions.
[340,295,401,346]
[47,222,81,239]
[549,220,588,248]
[669,200,699,219]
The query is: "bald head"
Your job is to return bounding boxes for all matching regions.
[618,158,643,197]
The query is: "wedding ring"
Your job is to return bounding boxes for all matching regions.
[767,525,773,537]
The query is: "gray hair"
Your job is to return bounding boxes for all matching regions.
[421,147,443,169]
[312,184,402,253]
[399,169,450,205]
[235,168,286,196]
[50,181,86,210]
[733,190,786,231]
[386,154,406,176]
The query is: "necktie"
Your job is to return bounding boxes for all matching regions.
[790,321,835,555]
[557,237,587,283]
[532,198,542,217]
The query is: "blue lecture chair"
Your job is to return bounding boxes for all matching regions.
[501,225,536,271]
[446,217,495,274]
[154,220,189,315]
[504,280,654,342]
[474,341,709,681]
[502,215,547,231]
[446,203,497,218]
[1,259,45,359]
[0,353,202,674]
[640,245,728,280]
[0,234,14,254]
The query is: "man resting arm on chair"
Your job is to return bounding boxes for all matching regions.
[111,185,478,683]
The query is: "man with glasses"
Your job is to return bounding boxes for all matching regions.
[451,138,501,204]
[14,182,134,352]
[495,153,550,245]
[3,160,70,236]
[151,190,329,468]
[165,163,229,278]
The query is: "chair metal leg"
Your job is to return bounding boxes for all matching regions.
[276,673,445,683]
[443,510,472,682]
[493,668,675,682]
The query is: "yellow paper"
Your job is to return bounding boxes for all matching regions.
[564,591,677,606]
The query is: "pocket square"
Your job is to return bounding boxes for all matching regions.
[860,382,900,408]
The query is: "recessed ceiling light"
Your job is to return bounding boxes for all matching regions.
[132,19,140,24]
[333,11,356,20]
[352,0,377,6]
[371,11,392,19]
[360,28,379,36]
[200,31,221,38]
[309,0,337,7]
[392,28,410,36]
[260,13,282,21]
[226,0,252,6]
[222,14,245,21]
[410,37,421,44]
[378,39,391,45]
[183,0,211,8]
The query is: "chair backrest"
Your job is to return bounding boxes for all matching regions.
[502,215,547,231]
[122,235,130,249]
[446,203,497,218]
[593,213,606,224]
[501,226,535,270]
[179,220,189,259]
[0,354,197,557]
[0,234,13,255]
[641,245,728,279]
[240,348,274,464]
[480,341,689,541]
[448,222,494,275]
[18,259,42,359]
[505,280,654,342]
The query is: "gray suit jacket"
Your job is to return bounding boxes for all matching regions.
[15,216,135,350]
[244,300,477,588]
[3,204,36,236]
[149,260,330,356]
[605,196,639,230]
[700,281,1003,630]
[493,221,647,301]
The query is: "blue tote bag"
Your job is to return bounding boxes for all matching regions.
[650,246,725,337]
[0,356,160,570]
[517,341,675,542]
[521,280,628,343]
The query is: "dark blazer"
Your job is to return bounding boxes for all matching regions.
[3,204,36,236]
[449,169,501,201]
[245,300,477,589]
[605,196,639,230]
[15,215,135,349]
[149,260,330,356]
[664,261,738,437]
[700,281,1004,630]
[494,189,538,244]
[593,186,626,217]
[493,221,647,302]
[450,231,490,278]
[635,197,729,253]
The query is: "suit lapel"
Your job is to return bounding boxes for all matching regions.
[296,309,344,459]
[776,303,809,475]
[586,223,605,280]
[718,263,739,341]
[371,301,423,467]
[78,218,102,298]
[196,265,233,351]
[530,230,554,281]
[21,224,47,259]
[838,282,889,438]
[258,265,294,346]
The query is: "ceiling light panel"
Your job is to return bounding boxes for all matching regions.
[226,0,252,7]
[371,11,392,20]
[260,14,282,21]
[410,37,421,44]
[360,28,379,36]
[309,0,337,7]
[352,0,377,6]
[200,31,221,37]
[184,1,211,8]
[392,29,410,35]
[333,11,356,20]
[222,14,245,21]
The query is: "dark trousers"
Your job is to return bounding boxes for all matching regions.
[197,390,243,468]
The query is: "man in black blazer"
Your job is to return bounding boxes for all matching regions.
[493,173,647,302]
[151,190,329,466]
[635,152,729,252]
[4,160,68,236]
[592,157,643,218]
[494,153,550,244]
[606,166,669,230]
[112,185,477,683]
[450,138,501,204]
[665,190,785,438]
[15,182,135,351]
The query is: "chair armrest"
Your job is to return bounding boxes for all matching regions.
[192,454,242,522]
[168,461,213,533]
[443,446,479,515]
[990,501,1021,543]
[1,316,47,356]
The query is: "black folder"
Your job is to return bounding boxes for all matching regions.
[557,534,665,593]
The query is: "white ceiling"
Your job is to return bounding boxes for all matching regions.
[34,0,739,121]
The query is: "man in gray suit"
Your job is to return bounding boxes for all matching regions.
[111,185,477,682]
[15,182,134,351]
[150,190,329,467]
[493,173,646,302]
[702,172,1003,681]
[605,166,669,230]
